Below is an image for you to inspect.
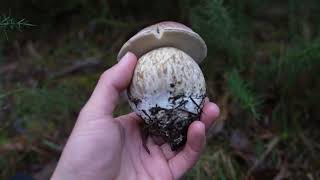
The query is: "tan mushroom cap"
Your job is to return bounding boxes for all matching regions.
[117,21,207,64]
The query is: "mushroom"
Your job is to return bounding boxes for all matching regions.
[118,21,207,150]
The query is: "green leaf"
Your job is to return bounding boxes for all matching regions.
[227,70,261,119]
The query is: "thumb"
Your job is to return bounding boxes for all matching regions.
[82,52,137,117]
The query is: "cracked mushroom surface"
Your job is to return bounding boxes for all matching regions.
[120,21,207,150]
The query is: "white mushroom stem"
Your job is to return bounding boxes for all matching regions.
[127,47,206,124]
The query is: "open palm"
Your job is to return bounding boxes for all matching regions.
[52,53,219,180]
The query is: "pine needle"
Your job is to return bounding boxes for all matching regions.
[0,15,34,39]
[227,70,261,119]
[189,0,244,66]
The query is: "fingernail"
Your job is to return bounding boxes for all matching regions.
[122,52,133,60]
[117,52,129,66]
[122,52,130,59]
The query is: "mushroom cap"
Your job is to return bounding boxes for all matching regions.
[117,21,207,64]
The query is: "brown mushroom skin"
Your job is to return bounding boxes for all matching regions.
[118,21,207,63]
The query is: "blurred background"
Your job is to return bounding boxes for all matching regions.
[0,0,319,179]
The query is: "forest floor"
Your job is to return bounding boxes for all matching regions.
[1,1,320,180]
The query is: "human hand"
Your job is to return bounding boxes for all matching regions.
[51,52,220,180]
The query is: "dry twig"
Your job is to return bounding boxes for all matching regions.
[49,55,103,79]
[247,137,280,176]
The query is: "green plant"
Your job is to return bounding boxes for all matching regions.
[185,144,241,180]
[10,85,85,136]
[190,0,234,56]
[227,70,261,119]
[0,42,3,107]
[189,0,251,68]
[0,15,33,38]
